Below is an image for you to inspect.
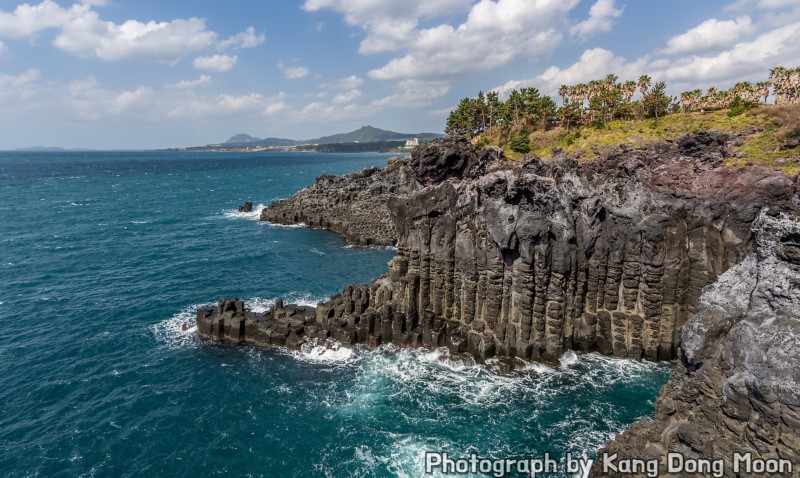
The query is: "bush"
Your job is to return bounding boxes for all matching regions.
[509,129,531,154]
[728,96,746,117]
[474,138,489,150]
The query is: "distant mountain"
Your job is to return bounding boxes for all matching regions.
[224,134,296,147]
[217,126,443,150]
[300,126,443,145]
[225,134,262,144]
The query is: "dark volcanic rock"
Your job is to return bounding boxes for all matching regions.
[409,136,501,185]
[592,211,800,477]
[199,134,800,471]
[259,139,503,246]
[238,202,253,213]
[259,160,416,246]
[208,134,796,361]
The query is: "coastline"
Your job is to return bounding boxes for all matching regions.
[198,134,800,475]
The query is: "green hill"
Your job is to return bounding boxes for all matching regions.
[220,126,443,149]
[300,126,443,145]
[224,135,297,147]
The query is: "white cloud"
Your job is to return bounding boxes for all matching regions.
[193,54,238,72]
[0,1,262,63]
[0,40,6,55]
[756,0,799,9]
[493,48,648,98]
[662,16,755,55]
[496,19,800,100]
[371,79,452,108]
[321,75,364,90]
[303,0,473,54]
[165,75,213,90]
[656,22,800,83]
[218,26,265,50]
[428,106,456,118]
[167,93,266,119]
[292,100,376,123]
[278,61,310,79]
[265,93,291,115]
[366,0,579,83]
[0,68,40,85]
[331,89,361,104]
[56,15,218,61]
[112,86,154,113]
[0,1,74,39]
[570,0,624,41]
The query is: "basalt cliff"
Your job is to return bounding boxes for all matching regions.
[198,133,800,475]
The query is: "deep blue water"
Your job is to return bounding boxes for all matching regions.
[0,151,672,477]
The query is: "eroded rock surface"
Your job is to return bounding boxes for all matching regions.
[259,159,414,246]
[592,211,800,477]
[203,135,796,364]
[200,134,800,474]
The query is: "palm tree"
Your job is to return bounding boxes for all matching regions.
[770,66,789,105]
[791,67,800,105]
[637,75,652,98]
[702,87,718,110]
[621,81,637,102]
[680,91,693,113]
[558,85,569,104]
[755,81,771,103]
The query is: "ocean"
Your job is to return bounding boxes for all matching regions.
[0,151,672,477]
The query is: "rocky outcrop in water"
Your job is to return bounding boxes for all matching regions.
[259,160,415,246]
[238,202,253,213]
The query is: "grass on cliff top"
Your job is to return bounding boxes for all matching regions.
[478,105,800,176]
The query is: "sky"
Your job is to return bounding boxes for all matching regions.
[0,0,799,149]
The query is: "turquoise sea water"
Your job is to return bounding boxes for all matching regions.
[0,151,672,477]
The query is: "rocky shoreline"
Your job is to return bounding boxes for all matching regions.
[198,134,800,475]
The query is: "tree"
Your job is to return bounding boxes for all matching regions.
[506,90,524,126]
[755,81,771,103]
[509,129,531,154]
[446,98,478,137]
[642,81,671,125]
[637,75,652,98]
[560,100,583,130]
[476,91,488,132]
[486,91,503,129]
[621,81,637,102]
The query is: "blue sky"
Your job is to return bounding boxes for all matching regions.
[0,0,798,149]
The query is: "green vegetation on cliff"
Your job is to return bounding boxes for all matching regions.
[446,67,800,175]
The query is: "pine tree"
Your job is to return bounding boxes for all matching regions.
[509,129,531,154]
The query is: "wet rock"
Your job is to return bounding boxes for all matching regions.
[238,202,253,213]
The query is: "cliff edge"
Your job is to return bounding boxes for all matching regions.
[200,134,800,474]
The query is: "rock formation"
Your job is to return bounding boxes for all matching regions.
[238,202,253,213]
[214,135,796,360]
[199,134,800,474]
[260,160,416,246]
[593,211,800,477]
